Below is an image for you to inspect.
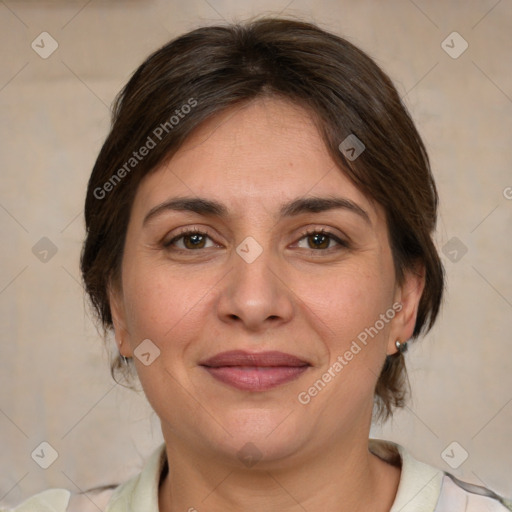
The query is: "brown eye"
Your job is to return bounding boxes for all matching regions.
[182,233,207,249]
[296,230,347,251]
[306,232,330,249]
[165,230,215,250]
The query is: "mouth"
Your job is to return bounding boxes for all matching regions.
[199,350,311,392]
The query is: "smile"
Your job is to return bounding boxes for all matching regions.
[199,350,311,391]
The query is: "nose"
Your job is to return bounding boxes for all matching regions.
[215,240,294,332]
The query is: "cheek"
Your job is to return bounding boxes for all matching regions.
[293,262,396,414]
[121,257,224,364]
[297,260,394,344]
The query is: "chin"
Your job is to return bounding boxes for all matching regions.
[207,408,311,468]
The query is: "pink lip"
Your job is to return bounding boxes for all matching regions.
[200,350,310,391]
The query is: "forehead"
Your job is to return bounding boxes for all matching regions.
[132,97,381,223]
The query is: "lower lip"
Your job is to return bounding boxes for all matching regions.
[202,365,309,391]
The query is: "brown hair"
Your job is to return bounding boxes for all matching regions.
[80,17,444,423]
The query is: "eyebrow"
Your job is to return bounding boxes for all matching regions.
[143,195,371,226]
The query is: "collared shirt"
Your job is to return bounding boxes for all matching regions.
[3,439,511,511]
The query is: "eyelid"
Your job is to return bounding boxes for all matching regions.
[163,226,220,248]
[294,227,350,249]
[163,225,350,252]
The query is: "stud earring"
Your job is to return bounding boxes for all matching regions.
[395,339,408,354]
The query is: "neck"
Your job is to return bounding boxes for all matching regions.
[158,430,401,512]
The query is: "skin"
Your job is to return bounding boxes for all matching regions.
[110,97,425,512]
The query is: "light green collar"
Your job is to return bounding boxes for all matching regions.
[105,442,166,512]
[369,439,444,511]
[105,439,444,512]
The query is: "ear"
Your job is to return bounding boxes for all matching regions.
[387,262,426,355]
[108,280,133,358]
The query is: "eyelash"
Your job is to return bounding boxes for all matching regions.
[164,227,349,253]
[295,228,349,252]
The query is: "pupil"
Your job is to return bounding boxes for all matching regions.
[310,233,327,249]
[187,234,204,248]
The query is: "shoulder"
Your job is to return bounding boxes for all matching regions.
[1,443,166,512]
[0,488,70,512]
[1,487,117,512]
[369,438,512,512]
[436,473,512,511]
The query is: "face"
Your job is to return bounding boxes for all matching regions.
[110,97,423,468]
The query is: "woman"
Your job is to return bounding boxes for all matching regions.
[4,17,511,512]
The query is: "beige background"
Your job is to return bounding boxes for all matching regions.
[1,0,511,508]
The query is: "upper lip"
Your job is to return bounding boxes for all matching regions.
[200,350,310,368]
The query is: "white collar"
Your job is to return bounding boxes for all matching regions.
[369,438,444,511]
[105,439,444,512]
